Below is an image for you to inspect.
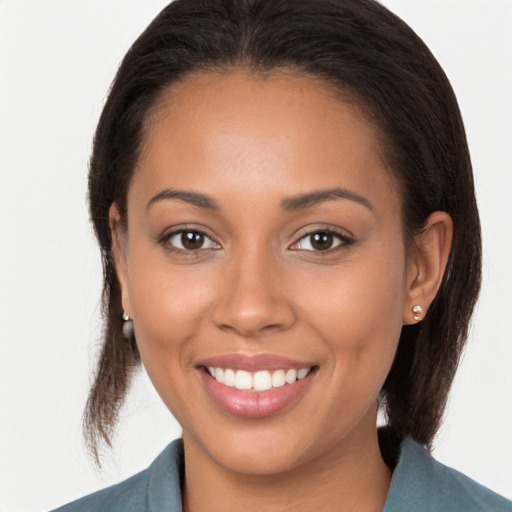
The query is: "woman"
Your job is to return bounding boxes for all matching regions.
[52,0,510,510]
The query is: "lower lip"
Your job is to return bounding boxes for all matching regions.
[199,369,315,419]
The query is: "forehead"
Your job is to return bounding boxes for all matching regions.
[133,70,399,215]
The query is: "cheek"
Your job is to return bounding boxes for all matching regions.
[296,247,406,387]
[125,258,218,421]
[126,250,215,370]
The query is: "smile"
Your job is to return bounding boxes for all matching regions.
[206,367,312,391]
[197,355,318,419]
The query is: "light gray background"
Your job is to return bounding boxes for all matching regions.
[1,1,511,510]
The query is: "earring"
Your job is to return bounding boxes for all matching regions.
[122,311,134,338]
[412,305,423,322]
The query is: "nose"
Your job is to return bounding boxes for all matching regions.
[212,247,297,338]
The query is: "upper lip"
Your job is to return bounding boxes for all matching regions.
[196,353,316,372]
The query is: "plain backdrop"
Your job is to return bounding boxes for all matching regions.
[0,0,511,510]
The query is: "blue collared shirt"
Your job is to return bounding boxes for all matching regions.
[53,438,511,511]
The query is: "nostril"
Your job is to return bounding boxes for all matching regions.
[215,301,278,329]
[211,271,297,336]
[213,311,296,338]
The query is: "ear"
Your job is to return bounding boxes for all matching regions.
[109,203,133,318]
[403,211,453,324]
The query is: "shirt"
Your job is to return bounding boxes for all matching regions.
[52,437,511,511]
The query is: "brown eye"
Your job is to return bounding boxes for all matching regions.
[166,230,220,251]
[181,231,205,250]
[310,232,335,251]
[292,229,352,252]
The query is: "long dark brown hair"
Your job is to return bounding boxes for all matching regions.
[84,0,481,463]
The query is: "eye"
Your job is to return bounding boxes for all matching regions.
[292,229,352,252]
[164,229,220,251]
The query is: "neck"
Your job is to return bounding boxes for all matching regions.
[182,422,392,512]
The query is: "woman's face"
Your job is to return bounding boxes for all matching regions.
[115,72,416,475]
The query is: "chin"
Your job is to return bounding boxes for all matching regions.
[196,430,316,475]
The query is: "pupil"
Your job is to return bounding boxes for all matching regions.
[311,232,333,251]
[182,231,204,250]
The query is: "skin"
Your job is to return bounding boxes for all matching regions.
[111,71,452,512]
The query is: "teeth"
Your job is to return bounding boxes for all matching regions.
[272,369,286,388]
[207,366,312,391]
[253,371,272,391]
[297,368,309,380]
[224,368,235,387]
[235,370,253,390]
[285,369,297,384]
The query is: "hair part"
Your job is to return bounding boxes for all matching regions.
[84,0,481,464]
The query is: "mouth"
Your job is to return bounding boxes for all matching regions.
[196,355,318,418]
[204,366,313,392]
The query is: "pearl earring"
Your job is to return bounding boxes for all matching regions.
[122,311,134,338]
[412,305,423,322]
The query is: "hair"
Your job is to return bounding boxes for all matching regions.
[84,0,481,463]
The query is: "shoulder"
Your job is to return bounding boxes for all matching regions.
[51,470,148,512]
[384,438,511,512]
[51,439,184,512]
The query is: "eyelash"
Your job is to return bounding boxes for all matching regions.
[291,228,355,254]
[157,226,354,255]
[158,226,219,255]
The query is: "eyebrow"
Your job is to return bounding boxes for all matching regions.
[146,189,220,211]
[146,186,373,213]
[281,188,374,212]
